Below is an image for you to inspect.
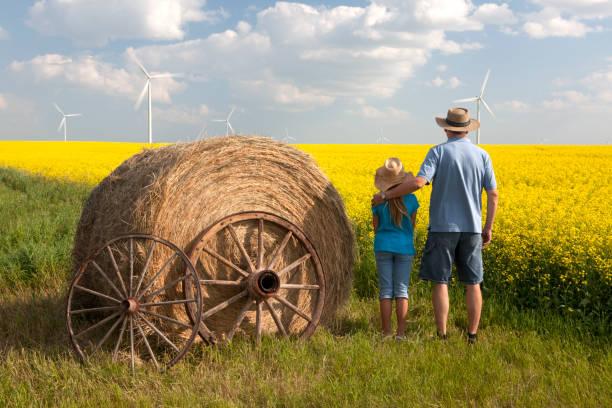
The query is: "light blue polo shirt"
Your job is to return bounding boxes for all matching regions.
[417,137,496,233]
[372,194,419,255]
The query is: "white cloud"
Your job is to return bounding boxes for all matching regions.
[10,54,185,104]
[346,105,410,119]
[0,94,7,110]
[523,8,591,38]
[437,64,448,72]
[428,76,461,88]
[0,26,9,40]
[473,3,517,25]
[153,104,209,124]
[494,100,529,112]
[531,0,612,20]
[27,0,222,45]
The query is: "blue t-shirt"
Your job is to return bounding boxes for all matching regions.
[372,194,419,255]
[417,137,497,233]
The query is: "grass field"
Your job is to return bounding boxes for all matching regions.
[0,142,611,406]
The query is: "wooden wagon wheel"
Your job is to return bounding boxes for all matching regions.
[186,211,325,344]
[66,234,202,372]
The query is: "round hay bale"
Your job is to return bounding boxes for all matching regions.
[72,136,355,341]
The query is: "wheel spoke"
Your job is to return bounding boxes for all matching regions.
[74,310,123,339]
[129,316,135,374]
[276,254,311,279]
[279,283,320,290]
[227,298,255,340]
[92,314,124,356]
[227,224,256,274]
[136,253,177,300]
[138,313,180,353]
[112,316,129,362]
[201,290,248,320]
[107,246,128,297]
[134,241,156,296]
[273,295,312,322]
[135,316,160,370]
[70,305,121,315]
[257,218,264,270]
[91,261,124,300]
[140,274,190,301]
[129,238,134,297]
[202,248,249,278]
[140,298,197,307]
[200,279,245,287]
[255,300,263,343]
[139,309,193,328]
[74,285,121,303]
[264,298,287,337]
[267,231,292,271]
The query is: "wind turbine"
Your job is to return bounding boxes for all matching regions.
[376,127,389,144]
[212,107,236,136]
[132,55,178,144]
[197,123,209,139]
[282,127,295,143]
[54,103,81,142]
[453,69,495,145]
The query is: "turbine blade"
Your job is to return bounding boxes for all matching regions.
[132,54,150,78]
[150,73,180,79]
[480,69,491,97]
[53,103,64,115]
[57,117,66,132]
[135,81,149,109]
[453,97,478,103]
[481,98,496,119]
[211,119,225,122]
[227,107,235,121]
[228,122,235,134]
[66,113,82,117]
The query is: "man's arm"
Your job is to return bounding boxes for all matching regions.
[371,175,428,207]
[482,189,498,248]
[373,214,380,233]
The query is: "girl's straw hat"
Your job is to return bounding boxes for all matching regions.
[375,157,411,192]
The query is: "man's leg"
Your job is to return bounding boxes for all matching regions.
[465,284,482,335]
[432,283,449,336]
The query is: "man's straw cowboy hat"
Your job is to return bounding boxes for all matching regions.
[435,107,480,132]
[375,157,411,192]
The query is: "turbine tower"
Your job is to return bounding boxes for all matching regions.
[376,127,389,144]
[212,107,236,136]
[132,55,177,144]
[453,69,495,145]
[54,103,81,142]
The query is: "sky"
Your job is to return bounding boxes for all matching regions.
[0,0,611,145]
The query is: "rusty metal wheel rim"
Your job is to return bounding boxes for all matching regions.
[66,234,202,372]
[186,211,326,344]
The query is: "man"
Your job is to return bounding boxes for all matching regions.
[372,107,498,344]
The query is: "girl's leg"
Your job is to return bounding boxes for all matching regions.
[380,298,392,335]
[395,297,408,336]
[375,252,393,335]
[392,254,413,336]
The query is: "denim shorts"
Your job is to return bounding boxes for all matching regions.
[418,232,483,285]
[375,251,413,300]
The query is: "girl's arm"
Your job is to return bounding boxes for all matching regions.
[373,214,379,233]
[410,210,417,229]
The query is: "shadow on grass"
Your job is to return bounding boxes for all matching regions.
[0,288,71,357]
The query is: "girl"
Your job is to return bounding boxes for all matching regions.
[372,157,419,341]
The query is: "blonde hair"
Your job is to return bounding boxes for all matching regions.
[387,184,408,227]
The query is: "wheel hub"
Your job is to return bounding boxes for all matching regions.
[122,298,139,315]
[247,270,280,298]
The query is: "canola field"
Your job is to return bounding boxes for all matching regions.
[1,141,610,320]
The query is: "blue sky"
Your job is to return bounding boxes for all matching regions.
[1,0,611,144]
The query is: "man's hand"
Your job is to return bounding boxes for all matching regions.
[482,228,492,248]
[371,192,385,207]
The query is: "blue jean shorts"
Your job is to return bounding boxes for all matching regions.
[375,251,413,300]
[418,232,483,285]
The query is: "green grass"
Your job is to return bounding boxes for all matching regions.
[0,166,610,407]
